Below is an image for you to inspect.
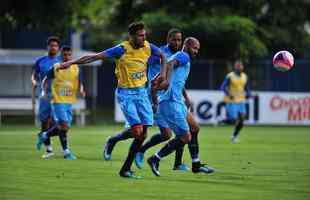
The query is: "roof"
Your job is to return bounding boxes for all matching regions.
[0,48,102,66]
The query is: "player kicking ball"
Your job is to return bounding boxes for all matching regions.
[36,46,85,160]
[147,37,214,176]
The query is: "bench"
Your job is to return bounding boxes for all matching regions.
[0,98,87,126]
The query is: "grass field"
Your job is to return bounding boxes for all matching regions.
[0,124,310,200]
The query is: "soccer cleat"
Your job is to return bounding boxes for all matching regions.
[135,152,144,169]
[192,162,215,174]
[64,152,77,160]
[103,137,114,161]
[119,170,141,179]
[147,156,160,177]
[36,132,47,151]
[173,163,190,171]
[42,151,55,159]
[231,136,238,144]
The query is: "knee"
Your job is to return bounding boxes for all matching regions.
[180,133,192,144]
[161,128,172,141]
[190,125,200,136]
[131,125,144,141]
[59,123,69,132]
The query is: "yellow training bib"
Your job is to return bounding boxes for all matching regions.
[224,72,248,103]
[51,64,79,104]
[115,41,151,88]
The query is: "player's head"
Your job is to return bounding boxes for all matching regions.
[183,37,200,59]
[234,60,244,73]
[128,22,146,48]
[47,36,60,56]
[61,46,72,62]
[167,28,182,52]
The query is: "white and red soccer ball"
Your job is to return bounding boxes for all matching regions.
[272,50,294,72]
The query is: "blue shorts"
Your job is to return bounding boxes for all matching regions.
[157,100,189,136]
[226,102,246,120]
[39,98,52,122]
[116,87,153,127]
[52,103,73,127]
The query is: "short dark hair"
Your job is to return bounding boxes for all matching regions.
[61,45,72,52]
[128,22,145,35]
[47,36,60,45]
[167,28,182,39]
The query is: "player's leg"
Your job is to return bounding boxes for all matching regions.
[147,101,190,176]
[55,104,76,159]
[187,112,214,173]
[103,91,135,161]
[36,98,55,158]
[135,109,172,169]
[231,103,246,143]
[118,91,153,178]
[103,125,133,161]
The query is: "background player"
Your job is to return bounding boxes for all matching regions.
[31,36,61,159]
[220,60,251,143]
[58,22,166,178]
[37,46,85,159]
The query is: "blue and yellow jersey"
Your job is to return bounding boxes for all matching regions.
[102,41,161,88]
[221,71,250,103]
[47,64,82,104]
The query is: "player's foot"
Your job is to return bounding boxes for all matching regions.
[231,135,238,144]
[147,156,160,177]
[173,163,190,171]
[192,162,215,174]
[36,132,47,151]
[42,151,54,159]
[103,136,114,161]
[119,170,141,179]
[64,152,77,160]
[135,152,144,169]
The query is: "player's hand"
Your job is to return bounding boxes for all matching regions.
[80,90,86,98]
[58,62,71,70]
[32,80,37,87]
[158,80,169,90]
[185,100,194,113]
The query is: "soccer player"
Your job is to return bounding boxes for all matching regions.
[135,29,211,173]
[220,60,251,143]
[32,36,61,159]
[147,37,214,176]
[103,28,189,170]
[36,46,85,159]
[58,22,166,178]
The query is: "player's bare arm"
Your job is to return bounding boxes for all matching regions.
[60,52,107,69]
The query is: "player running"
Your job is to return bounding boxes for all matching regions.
[220,60,251,143]
[36,46,85,159]
[147,37,214,176]
[58,22,166,178]
[103,28,190,170]
[32,36,61,159]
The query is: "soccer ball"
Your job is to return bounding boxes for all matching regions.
[272,50,294,72]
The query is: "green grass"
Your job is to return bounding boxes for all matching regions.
[0,124,310,200]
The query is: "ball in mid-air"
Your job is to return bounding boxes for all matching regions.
[272,50,294,72]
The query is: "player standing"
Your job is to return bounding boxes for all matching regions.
[220,60,251,143]
[37,46,85,159]
[32,36,61,159]
[58,22,166,178]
